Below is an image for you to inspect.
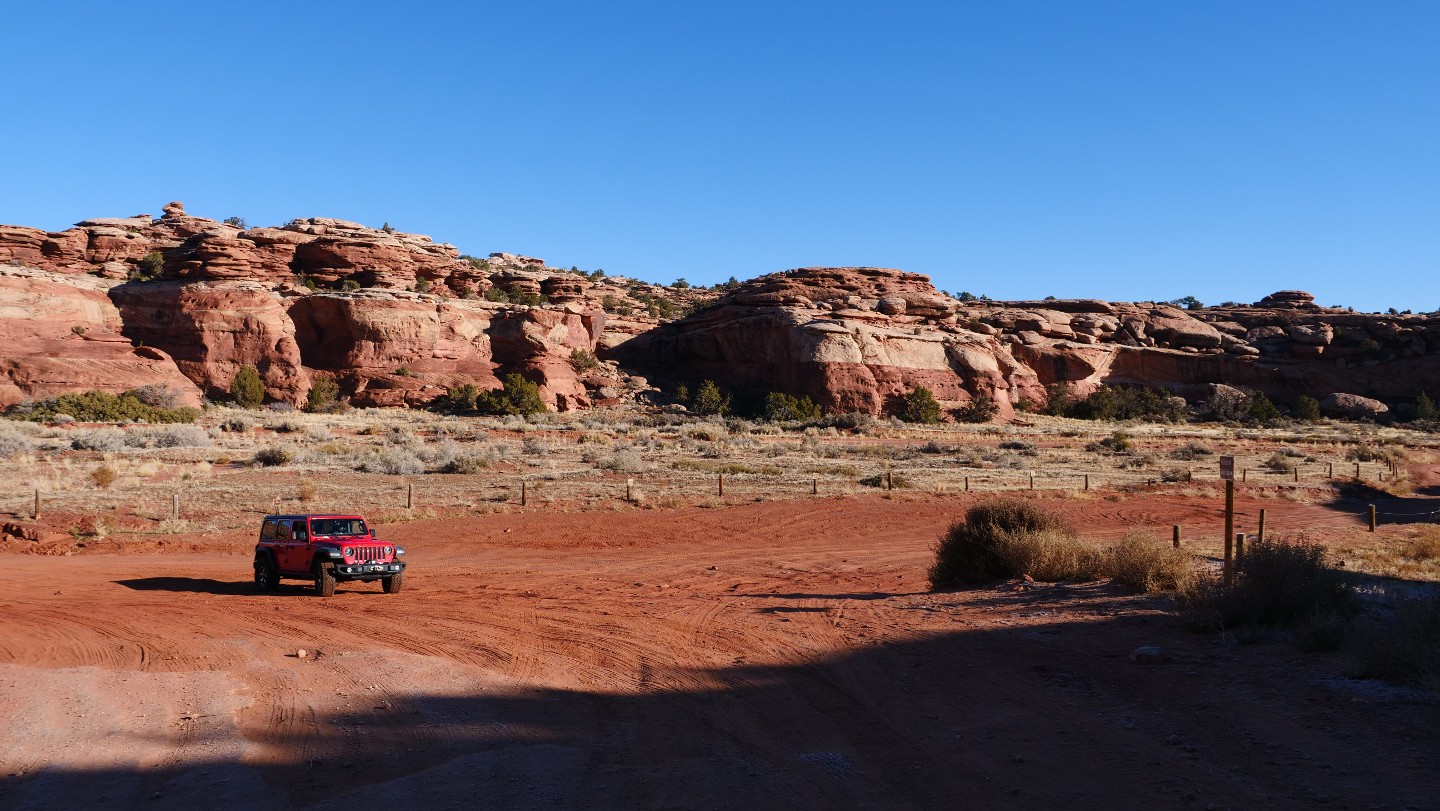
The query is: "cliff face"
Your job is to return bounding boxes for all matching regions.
[0,203,674,409]
[4,203,1437,419]
[611,269,1440,419]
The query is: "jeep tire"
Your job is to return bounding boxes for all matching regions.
[254,556,279,592]
[382,572,404,594]
[314,562,337,597]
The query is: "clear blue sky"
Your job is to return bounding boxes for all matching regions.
[3,2,1437,312]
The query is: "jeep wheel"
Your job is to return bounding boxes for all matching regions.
[254,557,279,592]
[314,562,337,597]
[381,572,404,594]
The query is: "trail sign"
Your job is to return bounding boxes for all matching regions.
[1219,455,1235,481]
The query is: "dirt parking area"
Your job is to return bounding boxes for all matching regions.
[1,491,1437,810]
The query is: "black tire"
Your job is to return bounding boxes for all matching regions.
[314,562,337,597]
[381,572,404,594]
[254,557,279,592]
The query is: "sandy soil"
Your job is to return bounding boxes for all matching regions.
[2,492,1437,810]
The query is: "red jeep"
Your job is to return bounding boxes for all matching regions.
[253,514,406,597]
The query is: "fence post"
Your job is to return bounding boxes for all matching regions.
[1327,462,1333,478]
[626,478,633,502]
[34,488,41,520]
[520,480,527,507]
[1242,469,1249,482]
[1084,474,1090,491]
[1029,472,1035,490]
[1355,462,1361,479]
[964,476,970,493]
[812,476,818,496]
[885,469,892,492]
[172,493,180,521]
[718,473,725,497]
[1172,524,1181,549]
[1369,504,1377,532]
[1224,532,1234,586]
[1236,532,1246,567]
[1293,468,1300,483]
[406,483,413,510]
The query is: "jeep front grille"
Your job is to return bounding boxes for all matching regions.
[351,545,387,561]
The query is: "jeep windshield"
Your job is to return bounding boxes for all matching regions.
[310,518,368,537]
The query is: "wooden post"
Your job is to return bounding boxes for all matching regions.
[812,476,818,495]
[1172,524,1181,549]
[520,480,527,507]
[1242,469,1248,482]
[626,478,633,502]
[172,493,180,521]
[1293,468,1300,483]
[406,482,413,509]
[1223,479,1235,567]
[718,473,725,496]
[1327,462,1334,478]
[1224,531,1234,586]
[1084,474,1089,491]
[1235,532,1246,568]
[964,476,970,493]
[1369,504,1377,532]
[885,469,892,492]
[1029,472,1035,490]
[1355,462,1361,479]
[34,488,41,520]
[1258,508,1266,542]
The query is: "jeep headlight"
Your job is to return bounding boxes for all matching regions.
[343,547,354,558]
[384,546,392,556]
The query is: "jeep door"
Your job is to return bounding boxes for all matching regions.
[288,519,310,571]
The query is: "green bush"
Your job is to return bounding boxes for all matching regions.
[1291,395,1322,422]
[129,251,166,282]
[306,377,340,412]
[691,380,730,416]
[7,389,199,424]
[570,348,600,372]
[1414,392,1438,423]
[1067,385,1187,422]
[764,392,821,422]
[899,386,943,424]
[229,366,265,408]
[255,446,293,466]
[434,374,547,417]
[956,394,997,423]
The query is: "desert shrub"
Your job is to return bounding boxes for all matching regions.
[222,415,255,432]
[1169,441,1213,460]
[860,471,913,489]
[357,449,425,475]
[598,448,646,472]
[255,446,293,466]
[1413,392,1439,423]
[130,251,166,281]
[8,390,199,424]
[1103,532,1197,593]
[0,431,35,458]
[1262,451,1295,472]
[71,428,128,452]
[522,436,548,455]
[306,377,340,412]
[1291,395,1322,422]
[432,440,490,474]
[928,500,1078,588]
[1402,529,1440,562]
[297,478,318,503]
[230,366,265,408]
[270,420,301,434]
[1086,432,1132,453]
[690,380,730,417]
[899,386,944,424]
[1178,538,1353,631]
[570,348,600,372]
[1067,385,1187,422]
[955,394,997,424]
[998,440,1033,451]
[1346,443,1405,465]
[1246,392,1281,425]
[304,425,331,442]
[127,384,183,410]
[150,425,211,448]
[91,465,117,488]
[764,392,822,422]
[1352,595,1440,688]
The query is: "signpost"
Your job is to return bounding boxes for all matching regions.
[1220,456,1235,582]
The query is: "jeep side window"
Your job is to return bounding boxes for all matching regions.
[293,520,308,541]
[261,520,276,541]
[276,522,290,541]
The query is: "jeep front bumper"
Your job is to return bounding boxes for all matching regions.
[334,561,406,580]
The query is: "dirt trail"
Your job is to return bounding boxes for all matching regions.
[1,494,1436,810]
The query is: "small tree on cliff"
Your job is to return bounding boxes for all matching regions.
[1415,392,1438,422]
[230,366,265,409]
[691,380,730,416]
[306,376,340,412]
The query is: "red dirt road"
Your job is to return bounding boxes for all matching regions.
[1,494,1437,810]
